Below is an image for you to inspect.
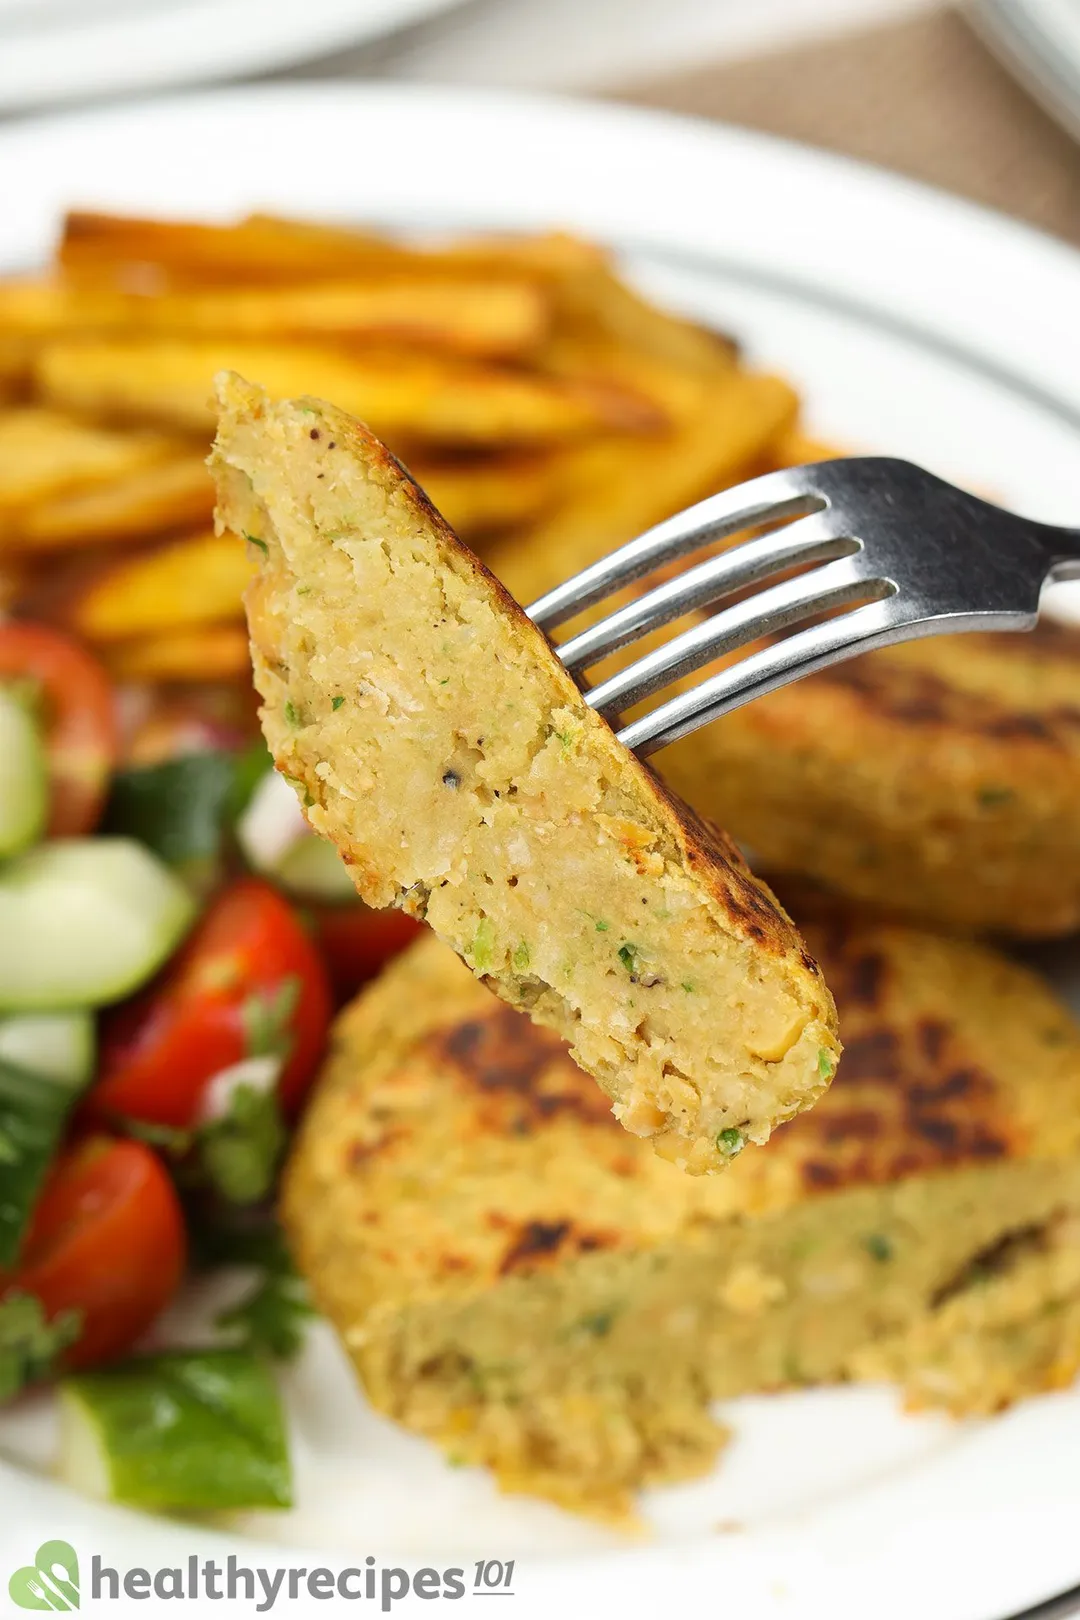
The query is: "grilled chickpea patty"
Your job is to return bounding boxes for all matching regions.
[283,897,1080,1524]
[212,373,839,1173]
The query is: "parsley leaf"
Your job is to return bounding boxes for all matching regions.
[217,1266,314,1362]
[241,978,300,1061]
[0,1292,81,1404]
[198,1083,286,1206]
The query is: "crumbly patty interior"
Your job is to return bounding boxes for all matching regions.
[212,374,838,1173]
[284,911,1080,1525]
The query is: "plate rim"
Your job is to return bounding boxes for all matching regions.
[0,0,464,112]
[2,82,1080,1620]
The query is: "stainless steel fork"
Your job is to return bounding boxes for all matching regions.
[525,457,1080,758]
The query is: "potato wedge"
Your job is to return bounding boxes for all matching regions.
[0,277,549,359]
[12,453,213,551]
[36,339,661,444]
[58,212,398,286]
[491,370,799,609]
[0,407,176,514]
[60,211,606,290]
[773,427,845,466]
[53,530,249,642]
[101,624,251,683]
[406,454,557,537]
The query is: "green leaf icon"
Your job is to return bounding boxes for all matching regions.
[8,1541,79,1610]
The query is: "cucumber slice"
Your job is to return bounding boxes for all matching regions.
[58,1350,292,1511]
[0,839,196,1012]
[104,752,238,888]
[237,769,354,900]
[274,833,356,902]
[0,1011,95,1087]
[0,687,47,860]
[0,1055,90,1265]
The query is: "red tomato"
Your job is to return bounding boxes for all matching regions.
[0,622,118,836]
[2,1136,186,1368]
[92,877,332,1128]
[311,901,423,1002]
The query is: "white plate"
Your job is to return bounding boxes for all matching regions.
[2,86,1080,1620]
[969,0,1080,143]
[0,0,463,113]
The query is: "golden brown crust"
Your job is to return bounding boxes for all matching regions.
[660,624,1080,938]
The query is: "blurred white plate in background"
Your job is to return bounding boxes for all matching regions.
[970,0,1080,142]
[0,0,464,111]
[1,85,1080,1620]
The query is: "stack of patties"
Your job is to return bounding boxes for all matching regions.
[282,896,1080,1524]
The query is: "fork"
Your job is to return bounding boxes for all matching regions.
[525,457,1080,757]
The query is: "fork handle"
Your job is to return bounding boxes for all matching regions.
[1048,526,1080,583]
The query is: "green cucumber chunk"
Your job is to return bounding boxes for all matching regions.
[0,687,47,860]
[58,1350,292,1511]
[0,1052,92,1266]
[103,752,238,887]
[0,839,196,1012]
[0,1011,95,1087]
[273,833,356,901]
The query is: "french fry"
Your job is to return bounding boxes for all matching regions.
[407,454,558,538]
[0,407,176,516]
[772,426,846,466]
[60,211,606,290]
[0,334,35,402]
[0,276,550,359]
[101,624,251,683]
[36,339,662,444]
[55,530,249,642]
[58,212,398,287]
[553,261,738,376]
[492,370,799,610]
[12,452,213,551]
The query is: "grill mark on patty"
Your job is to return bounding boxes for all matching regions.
[431,1005,613,1131]
[494,1216,618,1275]
[777,926,1020,1190]
[811,646,1080,745]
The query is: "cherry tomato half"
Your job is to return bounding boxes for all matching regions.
[310,900,423,1003]
[1,1136,187,1368]
[0,622,118,836]
[92,877,332,1128]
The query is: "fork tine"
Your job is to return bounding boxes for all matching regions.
[619,599,910,756]
[585,554,893,717]
[557,512,858,673]
[526,466,824,632]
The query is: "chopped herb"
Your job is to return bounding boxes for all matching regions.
[575,1310,617,1338]
[817,1048,836,1081]
[283,700,303,729]
[217,1267,314,1362]
[438,677,450,686]
[978,786,1015,808]
[716,1127,745,1159]
[594,919,609,932]
[512,941,530,972]
[121,1117,194,1157]
[243,533,268,556]
[331,695,345,712]
[198,1083,286,1206]
[617,943,639,973]
[282,774,315,809]
[682,981,695,993]
[863,1233,894,1263]
[469,917,497,973]
[0,1292,81,1404]
[296,584,312,596]
[241,978,300,1061]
